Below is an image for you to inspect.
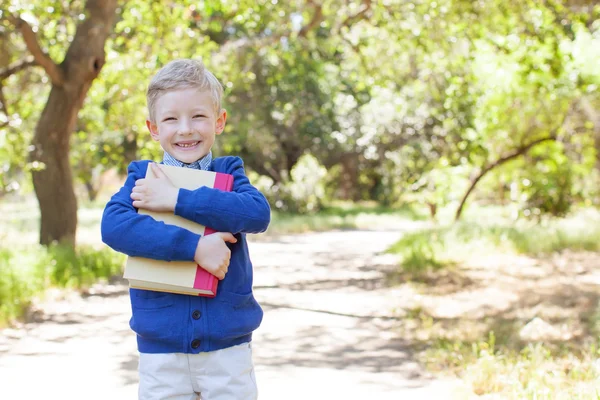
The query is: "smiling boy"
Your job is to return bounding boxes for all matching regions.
[101,59,271,400]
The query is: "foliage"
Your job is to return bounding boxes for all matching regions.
[253,154,328,213]
[406,165,470,219]
[518,142,579,217]
[0,1,599,225]
[46,244,125,287]
[0,244,125,326]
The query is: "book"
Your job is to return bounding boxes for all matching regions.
[123,164,234,297]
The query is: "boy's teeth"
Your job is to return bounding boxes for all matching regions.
[178,142,198,148]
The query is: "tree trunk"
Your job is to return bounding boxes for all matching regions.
[579,98,600,171]
[339,153,360,201]
[121,132,139,174]
[85,180,99,202]
[18,0,118,245]
[31,87,81,245]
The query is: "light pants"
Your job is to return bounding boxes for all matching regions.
[138,343,258,400]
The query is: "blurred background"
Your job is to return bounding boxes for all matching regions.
[1,0,600,398]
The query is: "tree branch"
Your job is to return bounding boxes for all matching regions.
[10,15,64,86]
[247,159,282,183]
[340,35,369,71]
[0,57,37,81]
[0,84,8,117]
[336,0,373,32]
[219,0,327,53]
[298,0,324,38]
[542,0,577,40]
[0,84,10,129]
[454,135,559,221]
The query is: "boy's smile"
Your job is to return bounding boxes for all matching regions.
[146,88,226,164]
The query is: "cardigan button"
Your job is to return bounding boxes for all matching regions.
[191,339,201,349]
[192,310,202,320]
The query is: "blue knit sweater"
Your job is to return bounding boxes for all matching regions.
[101,156,271,353]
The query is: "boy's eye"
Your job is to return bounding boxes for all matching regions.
[163,117,176,121]
[193,114,206,118]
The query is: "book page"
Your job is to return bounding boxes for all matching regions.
[124,164,220,290]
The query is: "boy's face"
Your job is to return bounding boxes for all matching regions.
[146,88,226,164]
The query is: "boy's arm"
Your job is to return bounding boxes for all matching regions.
[174,157,271,235]
[101,160,200,261]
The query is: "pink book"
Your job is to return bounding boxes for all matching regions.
[123,164,234,297]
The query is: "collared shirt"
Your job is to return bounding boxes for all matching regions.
[162,151,212,171]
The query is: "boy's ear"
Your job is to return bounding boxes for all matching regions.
[146,119,159,141]
[215,109,227,135]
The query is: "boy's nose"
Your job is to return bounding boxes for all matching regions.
[178,119,192,134]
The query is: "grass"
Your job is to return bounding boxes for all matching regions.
[399,303,600,398]
[423,334,600,399]
[265,201,426,235]
[387,207,600,398]
[387,208,600,273]
[0,244,124,326]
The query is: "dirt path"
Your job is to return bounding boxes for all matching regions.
[0,230,461,399]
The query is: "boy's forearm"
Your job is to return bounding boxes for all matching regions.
[101,161,200,261]
[174,157,271,234]
[101,200,200,261]
[175,188,271,234]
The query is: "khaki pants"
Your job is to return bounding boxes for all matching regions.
[138,343,258,400]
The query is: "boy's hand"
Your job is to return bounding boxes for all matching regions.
[131,163,178,212]
[195,232,237,280]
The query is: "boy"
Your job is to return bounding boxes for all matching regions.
[101,59,271,400]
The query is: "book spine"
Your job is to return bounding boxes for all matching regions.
[214,172,234,192]
[204,172,234,236]
[193,265,217,297]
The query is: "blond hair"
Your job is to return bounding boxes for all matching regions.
[146,59,223,122]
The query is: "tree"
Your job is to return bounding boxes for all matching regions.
[1,0,598,235]
[2,1,118,245]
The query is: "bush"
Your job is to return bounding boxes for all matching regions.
[388,231,445,273]
[0,248,41,324]
[250,154,328,213]
[0,244,125,325]
[47,244,125,288]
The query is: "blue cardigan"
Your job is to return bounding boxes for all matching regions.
[101,156,271,353]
